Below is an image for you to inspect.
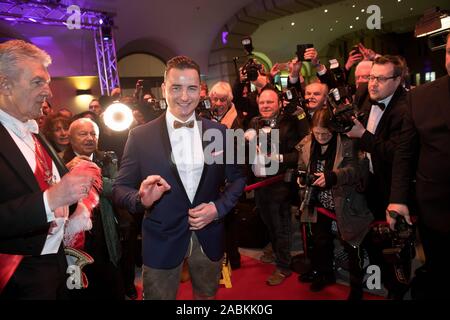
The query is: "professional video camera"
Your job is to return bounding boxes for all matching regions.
[280,87,309,116]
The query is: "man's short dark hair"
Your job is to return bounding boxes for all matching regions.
[373,55,407,79]
[164,55,200,80]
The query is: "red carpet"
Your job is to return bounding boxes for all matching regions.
[170,255,384,300]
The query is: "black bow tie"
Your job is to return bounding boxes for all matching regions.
[173,120,194,129]
[369,99,386,111]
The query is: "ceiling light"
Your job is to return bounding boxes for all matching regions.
[350,25,353,29]
[310,28,314,31]
[291,22,295,26]
[356,17,359,20]
[330,28,333,31]
[335,20,339,23]
[361,9,365,12]
[324,9,328,13]
[352,4,355,8]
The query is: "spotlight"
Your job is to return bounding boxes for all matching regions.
[103,102,133,132]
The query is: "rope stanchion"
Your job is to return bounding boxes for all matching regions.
[315,207,417,227]
[244,174,285,192]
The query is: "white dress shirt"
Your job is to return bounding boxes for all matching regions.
[365,94,394,173]
[165,109,204,203]
[0,109,65,255]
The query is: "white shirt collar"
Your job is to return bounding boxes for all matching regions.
[0,108,39,139]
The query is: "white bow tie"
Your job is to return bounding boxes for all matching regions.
[11,119,39,139]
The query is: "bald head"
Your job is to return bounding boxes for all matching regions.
[69,118,99,156]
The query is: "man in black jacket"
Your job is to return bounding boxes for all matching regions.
[246,86,308,285]
[346,55,409,299]
[388,34,450,299]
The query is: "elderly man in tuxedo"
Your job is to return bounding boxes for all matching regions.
[0,40,95,299]
[113,56,246,300]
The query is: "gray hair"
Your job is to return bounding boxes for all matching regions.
[209,81,233,101]
[0,40,52,79]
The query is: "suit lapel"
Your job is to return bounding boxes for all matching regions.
[0,124,39,191]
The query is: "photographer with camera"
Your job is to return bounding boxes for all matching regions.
[233,62,271,129]
[245,86,307,286]
[345,55,411,299]
[295,107,372,297]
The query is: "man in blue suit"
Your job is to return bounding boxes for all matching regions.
[113,56,246,300]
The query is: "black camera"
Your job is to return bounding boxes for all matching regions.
[380,213,416,285]
[327,93,364,133]
[284,168,318,186]
[196,97,213,119]
[257,117,277,129]
[281,87,309,116]
[241,58,263,82]
[238,36,264,83]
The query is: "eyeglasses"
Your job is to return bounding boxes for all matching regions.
[368,75,398,83]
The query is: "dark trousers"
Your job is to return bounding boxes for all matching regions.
[255,183,292,272]
[1,245,68,300]
[224,208,240,266]
[310,213,334,276]
[413,222,450,299]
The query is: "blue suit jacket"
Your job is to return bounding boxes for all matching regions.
[113,113,246,269]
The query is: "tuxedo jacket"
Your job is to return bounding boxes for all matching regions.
[391,75,450,232]
[355,84,408,218]
[112,114,246,269]
[0,124,67,255]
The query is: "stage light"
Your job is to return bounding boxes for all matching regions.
[103,102,133,132]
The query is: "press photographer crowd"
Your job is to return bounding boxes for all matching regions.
[1,30,449,301]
